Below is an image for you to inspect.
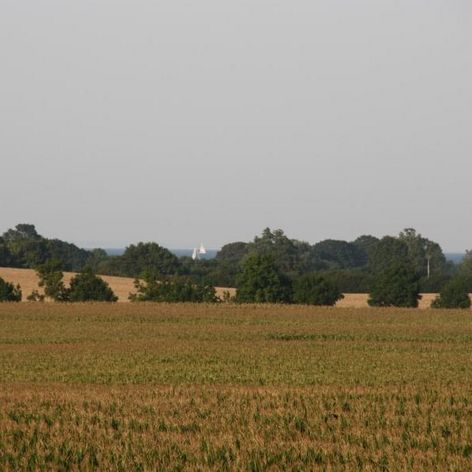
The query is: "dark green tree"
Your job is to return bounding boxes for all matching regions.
[0,237,16,267]
[1,224,92,271]
[398,228,448,279]
[353,235,380,262]
[368,236,410,274]
[432,277,471,309]
[116,242,180,277]
[310,240,368,270]
[368,262,421,308]
[0,277,22,302]
[68,268,118,302]
[46,239,92,271]
[293,274,343,306]
[36,260,69,301]
[323,269,373,293]
[457,250,472,283]
[84,248,110,273]
[248,228,312,276]
[235,254,292,303]
[212,242,250,286]
[178,257,217,285]
[130,273,217,303]
[2,224,41,241]
[216,242,249,266]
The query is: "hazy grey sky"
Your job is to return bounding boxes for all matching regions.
[1,1,471,250]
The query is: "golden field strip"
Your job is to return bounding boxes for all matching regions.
[1,303,472,470]
[0,267,461,308]
[0,267,236,303]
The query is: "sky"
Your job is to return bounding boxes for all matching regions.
[1,1,471,251]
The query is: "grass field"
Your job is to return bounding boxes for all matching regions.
[1,303,472,470]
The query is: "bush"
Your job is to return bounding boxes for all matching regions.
[130,274,218,303]
[368,263,421,308]
[0,277,22,302]
[235,254,292,303]
[36,263,117,302]
[69,269,118,302]
[27,290,45,302]
[293,274,343,306]
[432,277,471,309]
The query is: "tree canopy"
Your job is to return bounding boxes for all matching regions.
[432,277,471,309]
[0,223,456,298]
[368,262,421,308]
[293,274,344,306]
[111,242,180,278]
[310,240,368,270]
[0,224,92,271]
[68,269,118,302]
[235,254,292,303]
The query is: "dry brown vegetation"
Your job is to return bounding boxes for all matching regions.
[336,293,442,309]
[1,303,472,469]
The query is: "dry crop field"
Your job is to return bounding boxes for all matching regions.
[1,304,472,470]
[0,268,236,302]
[0,267,453,308]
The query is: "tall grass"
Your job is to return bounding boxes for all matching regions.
[1,303,472,469]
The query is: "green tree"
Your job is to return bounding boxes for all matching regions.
[353,235,380,262]
[432,277,471,309]
[177,257,217,285]
[248,228,312,276]
[27,290,45,302]
[1,224,92,271]
[457,250,472,283]
[235,254,292,303]
[130,273,217,303]
[0,277,22,302]
[216,242,249,266]
[368,237,410,274]
[323,269,373,293]
[117,242,180,277]
[46,239,92,271]
[368,262,421,308]
[84,248,110,273]
[36,260,69,301]
[0,237,16,267]
[310,240,368,270]
[2,223,41,241]
[212,242,250,286]
[293,274,343,306]
[398,228,448,278]
[68,268,118,302]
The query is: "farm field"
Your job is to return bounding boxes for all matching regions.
[1,304,472,470]
[0,267,236,302]
[0,267,457,308]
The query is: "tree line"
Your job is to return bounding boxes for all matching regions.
[1,223,472,307]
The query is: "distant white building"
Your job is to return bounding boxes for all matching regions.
[192,243,207,260]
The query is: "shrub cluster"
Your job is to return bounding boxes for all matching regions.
[36,263,117,302]
[0,277,22,302]
[130,273,218,303]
